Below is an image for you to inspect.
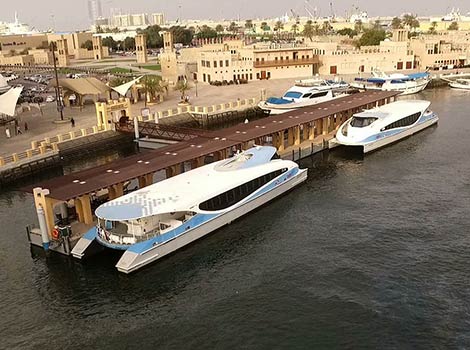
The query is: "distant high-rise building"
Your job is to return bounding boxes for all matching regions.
[88,0,103,22]
[151,13,165,26]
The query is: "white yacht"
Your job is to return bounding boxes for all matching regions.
[258,78,349,115]
[351,70,430,95]
[72,146,308,273]
[449,79,470,90]
[335,100,438,153]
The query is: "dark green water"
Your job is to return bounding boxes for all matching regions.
[1,88,470,349]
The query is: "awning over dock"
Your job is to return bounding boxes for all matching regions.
[27,90,400,202]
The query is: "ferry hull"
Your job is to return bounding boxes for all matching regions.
[115,170,308,273]
[337,115,438,154]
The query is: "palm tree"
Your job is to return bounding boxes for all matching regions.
[174,78,191,102]
[428,21,438,34]
[142,75,163,105]
[274,20,284,33]
[391,17,403,29]
[302,20,314,41]
[291,23,299,36]
[245,19,253,29]
[228,22,239,34]
[402,14,419,30]
[215,24,224,33]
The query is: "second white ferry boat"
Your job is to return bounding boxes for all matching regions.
[351,70,430,95]
[72,146,308,273]
[258,78,349,115]
[335,100,438,153]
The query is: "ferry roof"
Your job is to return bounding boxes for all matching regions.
[95,147,284,221]
[353,100,431,120]
[27,90,399,202]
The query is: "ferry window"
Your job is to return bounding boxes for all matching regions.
[199,168,288,211]
[383,112,421,130]
[350,117,378,128]
[284,91,303,99]
[302,93,312,98]
[310,91,329,98]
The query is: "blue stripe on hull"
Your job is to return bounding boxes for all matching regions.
[95,167,300,254]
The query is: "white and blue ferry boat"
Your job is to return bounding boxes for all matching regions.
[335,100,438,153]
[72,146,307,273]
[351,70,430,95]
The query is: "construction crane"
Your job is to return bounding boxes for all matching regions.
[304,0,317,20]
[329,2,336,20]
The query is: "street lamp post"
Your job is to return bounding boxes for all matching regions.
[50,42,64,121]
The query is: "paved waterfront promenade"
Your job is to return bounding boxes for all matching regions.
[0,78,294,158]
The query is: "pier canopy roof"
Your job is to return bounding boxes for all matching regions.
[0,86,23,116]
[52,78,110,96]
[26,90,400,202]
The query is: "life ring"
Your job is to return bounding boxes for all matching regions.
[52,228,60,240]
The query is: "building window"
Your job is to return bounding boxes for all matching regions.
[206,61,211,68]
[267,72,271,78]
[256,72,260,79]
[250,73,253,80]
[214,61,217,68]
[226,60,229,66]
[208,74,211,82]
[330,66,337,74]
[220,60,223,67]
[203,73,206,82]
[406,61,412,69]
[397,62,403,70]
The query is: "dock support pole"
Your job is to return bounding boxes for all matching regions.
[37,206,50,251]
[133,116,140,140]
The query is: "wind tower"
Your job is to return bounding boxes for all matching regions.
[160,31,179,84]
[56,36,70,67]
[135,34,148,64]
[92,35,104,60]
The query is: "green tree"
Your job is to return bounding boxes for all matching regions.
[102,36,118,51]
[174,79,191,101]
[302,20,314,41]
[274,20,284,33]
[142,75,163,106]
[81,40,93,50]
[358,28,386,47]
[291,23,299,36]
[391,17,403,29]
[448,21,459,30]
[321,21,332,34]
[428,21,438,34]
[215,24,224,33]
[245,19,253,29]
[354,20,364,33]
[108,77,132,88]
[196,25,218,39]
[337,28,358,38]
[228,22,239,33]
[122,36,136,51]
[170,26,194,45]
[261,22,270,31]
[140,25,163,48]
[372,20,382,30]
[403,14,419,30]
[313,23,322,36]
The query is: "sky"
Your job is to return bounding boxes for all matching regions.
[2,0,469,31]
